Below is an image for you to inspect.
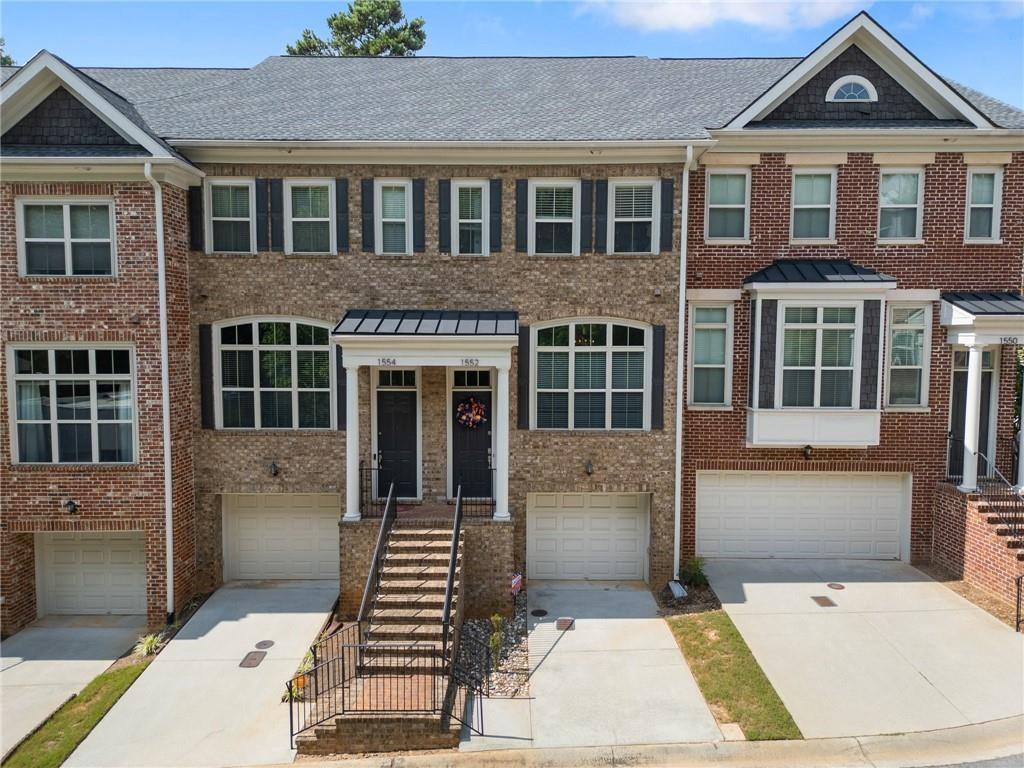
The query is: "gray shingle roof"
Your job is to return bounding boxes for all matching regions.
[744,259,897,285]
[942,291,1024,316]
[335,309,519,336]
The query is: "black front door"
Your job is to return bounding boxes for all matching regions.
[451,391,493,498]
[948,369,993,478]
[377,390,417,498]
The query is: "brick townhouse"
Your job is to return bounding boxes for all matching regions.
[1,12,1022,640]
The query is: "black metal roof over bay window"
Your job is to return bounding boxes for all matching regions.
[334,309,519,336]
[744,259,896,286]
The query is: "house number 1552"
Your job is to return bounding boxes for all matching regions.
[461,358,480,366]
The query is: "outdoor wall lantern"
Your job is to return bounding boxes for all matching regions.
[269,461,280,477]
[63,498,80,515]
[585,460,594,475]
[803,445,813,461]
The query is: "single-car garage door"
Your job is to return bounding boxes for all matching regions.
[527,492,649,580]
[37,532,146,615]
[697,472,909,559]
[223,494,340,580]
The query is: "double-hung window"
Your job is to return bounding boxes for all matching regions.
[206,179,256,254]
[11,347,135,464]
[217,319,333,429]
[705,170,750,241]
[452,181,489,256]
[887,306,929,407]
[285,180,335,254]
[878,169,923,241]
[791,169,836,241]
[965,167,1002,242]
[529,180,579,256]
[608,180,658,254]
[689,305,732,406]
[375,180,412,255]
[17,199,115,276]
[534,320,649,430]
[780,305,858,408]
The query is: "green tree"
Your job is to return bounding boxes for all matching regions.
[1,39,14,67]
[286,0,426,57]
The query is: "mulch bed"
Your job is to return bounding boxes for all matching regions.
[654,582,722,616]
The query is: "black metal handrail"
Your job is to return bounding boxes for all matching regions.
[441,485,463,665]
[456,466,496,518]
[1016,575,1023,634]
[359,464,392,518]
[358,482,397,624]
[972,452,1024,543]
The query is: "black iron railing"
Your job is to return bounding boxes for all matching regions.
[442,485,464,665]
[359,464,391,518]
[973,455,1024,543]
[1016,575,1023,634]
[359,482,397,623]
[455,466,496,518]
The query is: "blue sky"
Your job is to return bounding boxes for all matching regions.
[3,1,1023,107]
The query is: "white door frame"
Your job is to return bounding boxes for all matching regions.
[445,367,496,499]
[370,366,423,500]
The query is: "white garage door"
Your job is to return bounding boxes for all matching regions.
[697,472,908,559]
[37,532,146,615]
[527,493,649,580]
[223,494,340,580]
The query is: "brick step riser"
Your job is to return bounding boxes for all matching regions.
[370,613,447,624]
[377,584,451,594]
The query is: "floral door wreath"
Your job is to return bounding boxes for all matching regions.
[456,397,488,429]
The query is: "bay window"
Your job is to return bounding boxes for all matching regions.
[791,170,836,241]
[528,180,579,256]
[780,305,858,408]
[216,319,334,429]
[689,305,732,406]
[887,305,929,407]
[285,180,335,254]
[965,168,1002,241]
[878,169,923,241]
[11,347,135,464]
[206,179,256,254]
[17,199,115,276]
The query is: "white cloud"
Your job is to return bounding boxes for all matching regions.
[588,0,869,32]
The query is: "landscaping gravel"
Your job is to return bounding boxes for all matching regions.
[458,592,529,697]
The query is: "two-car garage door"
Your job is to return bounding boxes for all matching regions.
[697,472,909,559]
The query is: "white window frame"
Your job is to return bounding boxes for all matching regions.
[15,197,117,277]
[704,169,751,244]
[607,178,660,255]
[790,168,837,244]
[687,303,733,408]
[885,303,931,409]
[374,179,413,256]
[451,179,489,257]
[528,178,581,257]
[283,178,336,255]
[204,178,256,255]
[7,344,138,465]
[776,301,862,409]
[529,318,652,431]
[825,75,878,103]
[964,166,1003,243]
[212,317,336,431]
[877,167,924,243]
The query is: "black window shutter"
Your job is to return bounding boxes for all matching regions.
[336,348,347,430]
[660,178,674,253]
[580,180,594,252]
[438,179,451,253]
[860,300,881,409]
[758,299,778,409]
[517,325,531,429]
[515,180,528,252]
[489,180,502,253]
[650,325,666,429]
[336,178,349,253]
[412,179,426,252]
[255,179,270,252]
[187,186,204,251]
[361,179,374,252]
[594,180,608,253]
[199,324,215,429]
[269,179,284,252]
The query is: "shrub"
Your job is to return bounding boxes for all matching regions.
[133,634,161,658]
[680,556,709,588]
[489,614,503,670]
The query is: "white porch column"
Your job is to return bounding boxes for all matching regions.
[959,344,983,493]
[344,364,362,521]
[493,364,511,520]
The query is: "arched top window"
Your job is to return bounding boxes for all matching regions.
[826,75,878,103]
[531,318,652,431]
[214,317,334,430]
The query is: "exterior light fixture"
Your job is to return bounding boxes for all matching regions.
[803,445,813,461]
[269,462,280,477]
[585,460,594,475]
[63,498,80,515]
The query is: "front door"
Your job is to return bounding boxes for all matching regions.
[377,389,418,498]
[451,390,493,498]
[948,360,993,478]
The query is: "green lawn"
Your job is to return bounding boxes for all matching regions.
[668,610,802,741]
[2,659,150,768]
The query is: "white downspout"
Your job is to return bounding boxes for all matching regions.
[144,162,175,621]
[672,145,693,583]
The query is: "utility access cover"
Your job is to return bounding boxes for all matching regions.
[240,651,267,668]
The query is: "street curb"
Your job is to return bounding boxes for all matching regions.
[261,715,1024,768]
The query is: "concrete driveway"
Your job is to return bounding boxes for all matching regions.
[1,615,142,759]
[706,559,1024,739]
[65,580,336,768]
[463,581,721,751]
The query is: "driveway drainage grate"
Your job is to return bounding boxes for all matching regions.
[556,617,575,631]
[811,596,837,607]
[531,609,548,617]
[240,651,267,668]
[255,640,274,649]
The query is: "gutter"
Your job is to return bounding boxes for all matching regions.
[143,161,176,623]
[672,145,694,584]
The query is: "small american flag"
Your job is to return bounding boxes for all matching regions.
[510,573,523,596]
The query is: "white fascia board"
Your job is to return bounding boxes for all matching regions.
[335,334,519,369]
[1,51,173,158]
[0,157,203,187]
[708,128,1024,154]
[744,282,897,296]
[725,13,994,129]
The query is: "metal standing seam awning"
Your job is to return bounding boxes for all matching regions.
[940,291,1024,346]
[743,259,898,290]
